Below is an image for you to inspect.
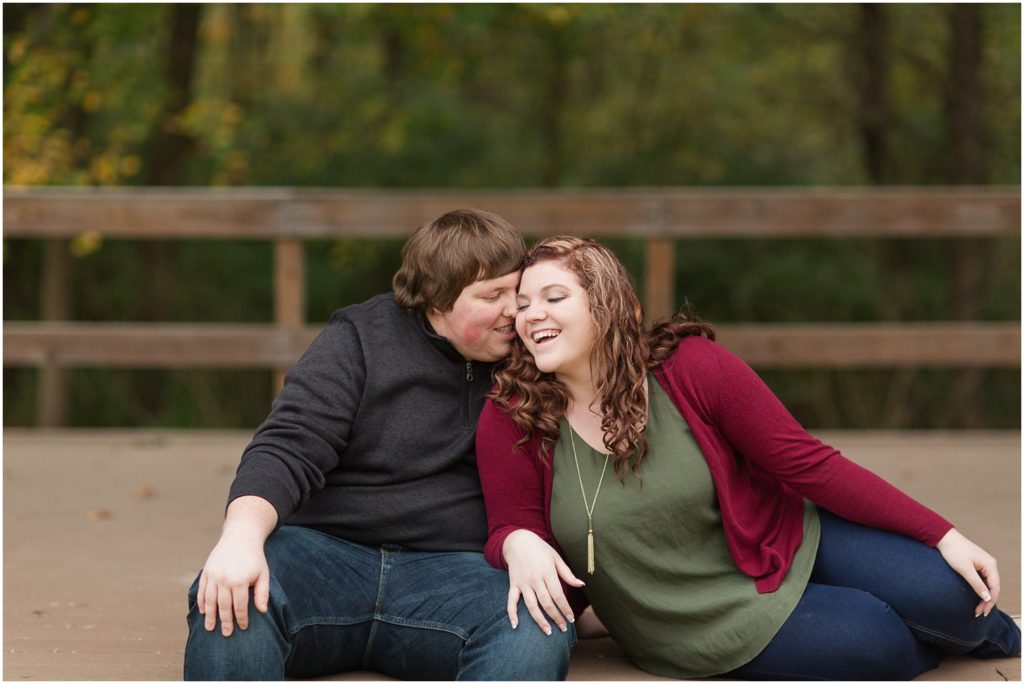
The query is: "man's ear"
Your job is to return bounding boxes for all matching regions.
[425,306,445,330]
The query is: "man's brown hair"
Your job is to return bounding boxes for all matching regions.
[393,208,526,313]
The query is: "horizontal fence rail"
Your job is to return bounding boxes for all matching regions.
[4,186,1020,239]
[5,322,1020,369]
[4,186,1020,426]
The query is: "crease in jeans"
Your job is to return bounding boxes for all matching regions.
[455,604,521,677]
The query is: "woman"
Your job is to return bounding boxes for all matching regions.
[476,236,1020,680]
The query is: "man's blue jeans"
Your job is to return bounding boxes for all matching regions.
[183,526,575,680]
[729,509,1021,680]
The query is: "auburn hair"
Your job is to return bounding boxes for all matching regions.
[490,236,714,481]
[393,208,526,313]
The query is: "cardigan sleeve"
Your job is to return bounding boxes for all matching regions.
[679,337,954,546]
[476,399,556,570]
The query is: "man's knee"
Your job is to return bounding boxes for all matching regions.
[459,604,574,680]
[510,602,576,649]
[184,601,289,680]
[184,574,291,680]
[516,630,574,680]
[494,603,575,677]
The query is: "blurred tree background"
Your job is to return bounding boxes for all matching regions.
[3,3,1020,429]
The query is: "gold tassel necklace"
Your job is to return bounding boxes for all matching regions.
[567,425,610,575]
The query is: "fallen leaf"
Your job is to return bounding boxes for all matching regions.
[87,507,112,521]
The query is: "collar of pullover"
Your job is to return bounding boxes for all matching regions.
[417,310,474,364]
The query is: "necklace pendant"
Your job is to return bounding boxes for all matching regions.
[569,425,607,577]
[587,528,595,575]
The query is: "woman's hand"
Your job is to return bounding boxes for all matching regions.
[936,528,1000,617]
[503,530,585,635]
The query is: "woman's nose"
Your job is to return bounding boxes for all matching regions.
[524,306,546,321]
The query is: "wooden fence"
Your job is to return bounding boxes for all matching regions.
[4,186,1021,427]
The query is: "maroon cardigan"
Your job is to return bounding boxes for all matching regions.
[476,336,953,602]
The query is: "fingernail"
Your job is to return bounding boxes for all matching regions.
[982,592,992,601]
[975,612,982,618]
[984,610,991,617]
[559,624,567,633]
[544,628,552,636]
[568,615,576,623]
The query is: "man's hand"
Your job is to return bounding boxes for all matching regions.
[502,529,585,635]
[197,496,278,637]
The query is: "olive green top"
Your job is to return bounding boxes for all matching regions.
[551,375,820,679]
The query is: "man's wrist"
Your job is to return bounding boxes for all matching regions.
[223,495,278,542]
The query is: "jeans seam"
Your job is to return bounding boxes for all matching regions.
[291,615,375,632]
[735,667,830,681]
[375,615,469,640]
[902,616,984,649]
[362,550,390,670]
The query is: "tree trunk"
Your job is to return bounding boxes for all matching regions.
[540,21,568,186]
[146,4,201,185]
[858,4,891,184]
[946,4,986,428]
[855,4,915,428]
[136,4,203,421]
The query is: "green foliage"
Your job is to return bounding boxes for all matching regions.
[308,238,405,319]
[3,4,1020,429]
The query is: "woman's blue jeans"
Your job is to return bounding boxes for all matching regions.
[728,509,1021,680]
[183,526,575,680]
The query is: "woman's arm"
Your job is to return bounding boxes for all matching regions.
[476,401,553,567]
[686,337,999,610]
[691,337,952,543]
[476,401,585,634]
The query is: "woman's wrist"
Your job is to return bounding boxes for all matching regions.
[502,529,537,563]
[935,527,960,550]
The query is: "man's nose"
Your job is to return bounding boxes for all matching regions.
[501,296,519,317]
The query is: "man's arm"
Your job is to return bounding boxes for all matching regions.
[196,496,278,637]
[229,316,367,525]
[198,315,366,637]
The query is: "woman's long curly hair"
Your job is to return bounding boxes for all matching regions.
[490,236,715,481]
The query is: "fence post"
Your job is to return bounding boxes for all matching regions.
[644,237,675,322]
[37,239,71,427]
[274,239,305,393]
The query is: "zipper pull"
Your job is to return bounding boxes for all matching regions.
[466,361,474,382]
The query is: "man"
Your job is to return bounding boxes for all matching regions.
[184,209,575,680]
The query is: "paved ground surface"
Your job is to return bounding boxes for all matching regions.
[3,429,1020,681]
